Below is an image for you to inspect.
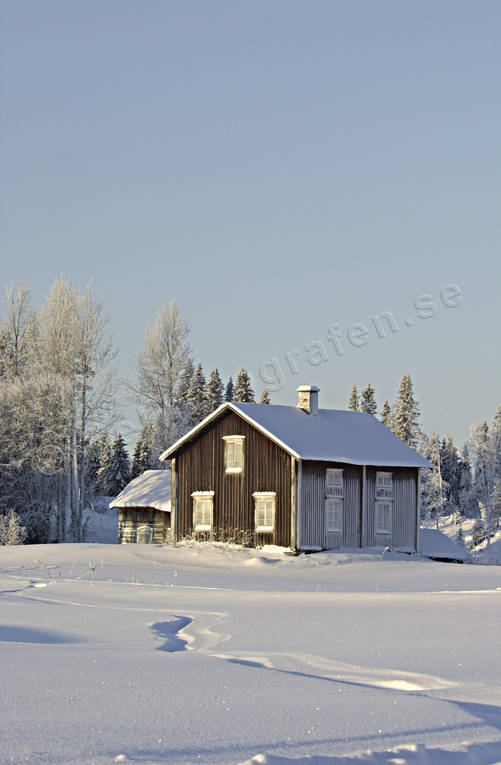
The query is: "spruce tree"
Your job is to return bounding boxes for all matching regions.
[225,376,234,402]
[206,368,224,413]
[391,374,420,447]
[175,358,194,406]
[490,406,501,477]
[97,432,112,494]
[234,368,255,402]
[360,384,377,415]
[381,400,391,428]
[348,384,359,411]
[130,437,143,479]
[104,433,130,496]
[186,363,209,423]
[85,437,102,494]
[259,389,271,404]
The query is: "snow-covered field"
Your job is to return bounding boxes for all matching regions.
[2,543,501,765]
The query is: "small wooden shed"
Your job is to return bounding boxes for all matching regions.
[110,469,171,544]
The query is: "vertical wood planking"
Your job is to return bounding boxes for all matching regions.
[176,411,292,547]
[300,462,361,550]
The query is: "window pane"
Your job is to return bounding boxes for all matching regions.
[326,469,342,485]
[376,502,391,532]
[194,497,212,528]
[326,499,343,531]
[256,497,274,529]
[225,439,243,470]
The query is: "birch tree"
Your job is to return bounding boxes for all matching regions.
[0,282,35,378]
[134,300,191,418]
[33,278,117,540]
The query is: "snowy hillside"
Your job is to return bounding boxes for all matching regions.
[2,543,501,764]
[423,515,501,565]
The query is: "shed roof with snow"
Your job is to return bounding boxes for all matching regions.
[419,528,471,563]
[109,470,171,512]
[161,402,431,468]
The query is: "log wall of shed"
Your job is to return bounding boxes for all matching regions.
[175,410,293,548]
[118,509,171,544]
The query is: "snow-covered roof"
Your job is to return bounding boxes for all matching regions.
[419,528,471,562]
[160,402,431,468]
[109,470,171,512]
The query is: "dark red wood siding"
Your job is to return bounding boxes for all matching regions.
[174,410,292,547]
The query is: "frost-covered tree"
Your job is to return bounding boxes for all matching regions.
[491,481,501,530]
[0,510,27,545]
[104,433,130,497]
[186,363,209,424]
[490,406,501,478]
[471,517,486,547]
[391,374,420,448]
[381,400,391,428]
[206,369,224,413]
[468,420,499,546]
[234,368,254,403]
[259,389,271,404]
[455,523,465,548]
[5,278,118,541]
[360,384,377,415]
[0,282,34,378]
[420,431,448,526]
[348,384,359,412]
[225,376,234,402]
[134,300,191,417]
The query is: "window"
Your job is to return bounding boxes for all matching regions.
[253,492,276,532]
[223,436,245,473]
[376,471,393,499]
[376,501,392,534]
[325,468,344,497]
[192,491,215,531]
[325,498,343,532]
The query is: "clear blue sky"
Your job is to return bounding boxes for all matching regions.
[1,1,500,445]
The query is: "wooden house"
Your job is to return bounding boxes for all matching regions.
[110,469,171,544]
[160,386,431,552]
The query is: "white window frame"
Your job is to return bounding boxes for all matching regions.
[223,435,245,473]
[253,492,276,532]
[325,468,344,498]
[375,501,392,534]
[376,471,393,499]
[191,491,215,531]
[325,498,343,533]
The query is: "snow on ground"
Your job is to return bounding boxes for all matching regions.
[1,543,501,765]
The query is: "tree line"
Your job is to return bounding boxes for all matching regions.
[1,277,500,547]
[347,376,501,546]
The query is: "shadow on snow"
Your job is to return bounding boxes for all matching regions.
[150,616,192,652]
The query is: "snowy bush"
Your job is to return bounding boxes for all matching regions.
[0,510,27,545]
[470,518,486,548]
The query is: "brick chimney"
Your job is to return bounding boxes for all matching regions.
[296,385,319,416]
